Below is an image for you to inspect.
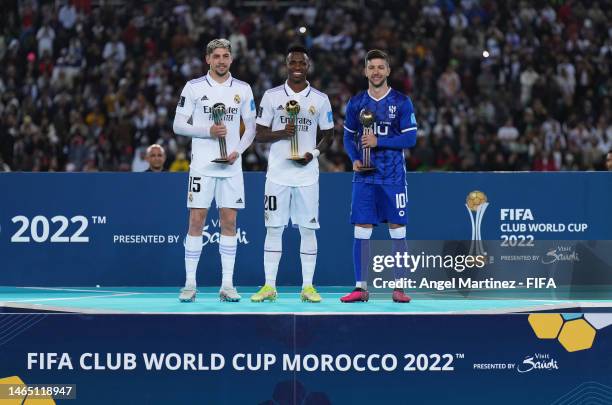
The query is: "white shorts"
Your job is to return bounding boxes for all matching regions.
[187,172,245,209]
[264,180,319,229]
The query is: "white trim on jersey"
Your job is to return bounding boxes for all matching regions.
[401,127,418,133]
[367,87,392,102]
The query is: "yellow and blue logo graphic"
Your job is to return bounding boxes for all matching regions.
[528,313,612,352]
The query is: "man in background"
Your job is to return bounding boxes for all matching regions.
[145,144,166,172]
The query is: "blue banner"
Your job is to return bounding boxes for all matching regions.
[0,172,611,286]
[0,313,610,404]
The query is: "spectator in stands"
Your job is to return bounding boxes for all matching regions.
[169,150,189,172]
[145,144,166,172]
[132,143,149,172]
[497,118,519,144]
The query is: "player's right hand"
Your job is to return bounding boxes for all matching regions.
[282,123,296,138]
[210,123,227,138]
[353,160,363,171]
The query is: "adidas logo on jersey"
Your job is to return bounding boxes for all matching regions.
[310,218,317,223]
[201,95,209,101]
[236,198,243,204]
[277,105,284,110]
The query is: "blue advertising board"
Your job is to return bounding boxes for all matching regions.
[0,313,610,404]
[0,172,611,286]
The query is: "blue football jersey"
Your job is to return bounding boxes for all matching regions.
[343,89,417,185]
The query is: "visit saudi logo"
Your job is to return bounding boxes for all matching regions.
[465,191,489,256]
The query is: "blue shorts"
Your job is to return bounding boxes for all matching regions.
[350,182,408,225]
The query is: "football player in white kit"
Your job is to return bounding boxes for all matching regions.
[173,39,256,302]
[251,45,335,303]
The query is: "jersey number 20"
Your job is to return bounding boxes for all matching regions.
[264,195,277,211]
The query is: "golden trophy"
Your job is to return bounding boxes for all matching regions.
[358,109,376,171]
[285,100,307,162]
[211,102,230,163]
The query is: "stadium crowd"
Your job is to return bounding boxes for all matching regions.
[0,0,610,172]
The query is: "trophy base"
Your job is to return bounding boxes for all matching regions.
[357,166,376,172]
[287,156,307,163]
[211,158,231,164]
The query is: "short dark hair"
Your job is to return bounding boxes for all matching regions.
[287,44,308,56]
[365,49,389,66]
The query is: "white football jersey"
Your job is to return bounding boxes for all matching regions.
[176,72,256,177]
[256,82,334,187]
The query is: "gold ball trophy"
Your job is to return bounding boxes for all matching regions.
[358,108,376,171]
[285,100,307,163]
[211,102,230,163]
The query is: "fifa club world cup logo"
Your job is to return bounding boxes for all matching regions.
[211,103,229,163]
[285,99,301,160]
[466,191,488,256]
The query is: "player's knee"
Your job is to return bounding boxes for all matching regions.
[220,215,237,234]
[389,226,406,239]
[188,209,207,234]
[298,226,317,249]
[354,226,373,240]
[265,226,284,250]
[266,226,284,237]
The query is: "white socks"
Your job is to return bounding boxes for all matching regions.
[354,226,373,289]
[389,226,406,239]
[187,224,321,290]
[184,234,202,288]
[299,226,317,288]
[185,233,237,289]
[390,227,407,282]
[264,226,284,288]
[219,234,237,289]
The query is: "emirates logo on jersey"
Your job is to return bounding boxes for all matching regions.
[203,105,239,122]
[204,106,239,114]
[280,116,313,132]
[280,116,312,125]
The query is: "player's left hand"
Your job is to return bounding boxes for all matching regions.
[227,151,239,164]
[297,152,313,165]
[361,132,377,148]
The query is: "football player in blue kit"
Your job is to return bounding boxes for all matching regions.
[341,50,418,303]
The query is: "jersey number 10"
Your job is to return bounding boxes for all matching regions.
[395,193,406,209]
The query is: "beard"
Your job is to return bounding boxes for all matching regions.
[213,66,229,77]
[369,77,386,88]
